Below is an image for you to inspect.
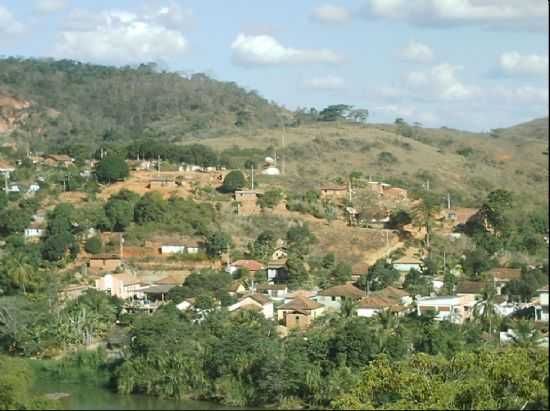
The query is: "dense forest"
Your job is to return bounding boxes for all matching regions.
[0,58,289,152]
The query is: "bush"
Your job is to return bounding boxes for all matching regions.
[95,156,129,183]
[221,170,246,193]
[84,236,103,254]
[377,151,397,164]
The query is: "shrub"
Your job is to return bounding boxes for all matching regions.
[84,236,103,254]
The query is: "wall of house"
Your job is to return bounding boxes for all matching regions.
[357,307,383,317]
[317,295,342,311]
[161,245,185,254]
[393,263,422,272]
[285,312,311,330]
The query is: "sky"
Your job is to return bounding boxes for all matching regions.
[0,0,548,131]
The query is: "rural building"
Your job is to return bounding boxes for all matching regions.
[455,280,485,297]
[392,256,424,272]
[228,281,247,297]
[277,296,325,330]
[160,244,186,254]
[141,284,175,302]
[176,298,196,312]
[0,159,15,175]
[159,239,202,255]
[88,254,122,272]
[24,223,45,241]
[228,293,274,319]
[267,259,289,283]
[535,285,549,322]
[148,176,176,189]
[95,272,145,299]
[374,286,412,305]
[43,154,74,167]
[226,259,265,276]
[320,185,348,199]
[382,187,408,201]
[234,190,263,215]
[367,181,390,195]
[317,283,366,311]
[256,283,288,300]
[487,267,522,287]
[416,295,475,324]
[356,295,404,318]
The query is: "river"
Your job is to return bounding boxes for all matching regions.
[34,379,241,410]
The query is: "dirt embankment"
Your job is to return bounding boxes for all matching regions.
[0,93,32,134]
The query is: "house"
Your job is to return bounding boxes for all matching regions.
[148,176,176,189]
[43,154,74,167]
[256,283,288,300]
[351,262,369,282]
[488,268,522,287]
[267,259,289,283]
[392,256,424,273]
[445,208,479,226]
[320,185,348,199]
[367,181,391,195]
[24,223,46,241]
[59,284,92,301]
[456,280,485,297]
[176,298,196,312]
[141,284,175,302]
[317,283,366,311]
[228,281,247,297]
[159,239,202,255]
[95,272,145,299]
[154,275,183,286]
[374,286,412,306]
[416,295,475,324]
[0,159,15,175]
[272,239,288,260]
[277,296,325,330]
[226,259,265,276]
[285,289,318,301]
[88,254,122,272]
[228,293,274,319]
[356,295,406,318]
[535,285,549,322]
[6,183,20,193]
[234,190,264,215]
[382,187,408,201]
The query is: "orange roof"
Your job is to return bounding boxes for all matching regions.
[319,283,365,299]
[320,185,347,191]
[488,268,522,281]
[156,275,183,285]
[358,295,398,309]
[232,259,265,271]
[374,286,409,300]
[247,293,271,305]
[279,296,323,311]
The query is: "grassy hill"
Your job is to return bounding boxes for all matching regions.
[0,57,547,209]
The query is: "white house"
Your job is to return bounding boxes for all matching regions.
[227,293,274,319]
[416,295,475,324]
[24,226,45,239]
[6,183,20,193]
[256,283,288,300]
[357,295,400,318]
[95,273,146,300]
[392,256,423,272]
[160,244,186,254]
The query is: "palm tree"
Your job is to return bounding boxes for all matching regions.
[412,193,441,251]
[4,253,35,294]
[473,280,501,336]
[339,298,358,319]
[510,319,544,349]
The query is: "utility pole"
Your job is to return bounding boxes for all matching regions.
[447,193,451,210]
[3,173,8,193]
[120,232,124,259]
[348,180,352,203]
[251,165,255,191]
[157,155,161,175]
[443,251,447,275]
[426,180,430,191]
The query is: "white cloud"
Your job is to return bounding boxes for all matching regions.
[230,33,344,66]
[498,51,549,77]
[406,63,481,100]
[53,8,188,65]
[373,104,438,125]
[399,40,434,63]
[35,0,66,14]
[361,0,548,31]
[302,75,346,91]
[0,5,25,36]
[311,4,352,24]
[143,2,193,30]
[493,85,549,104]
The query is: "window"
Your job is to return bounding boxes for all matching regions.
[295,316,300,322]
[331,296,336,301]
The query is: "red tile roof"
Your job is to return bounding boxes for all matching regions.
[319,283,366,299]
[232,260,265,271]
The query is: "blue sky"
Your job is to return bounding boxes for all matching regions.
[0,0,548,131]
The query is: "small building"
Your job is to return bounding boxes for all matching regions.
[6,183,20,193]
[317,283,366,311]
[456,280,485,297]
[277,296,325,330]
[159,239,202,255]
[228,293,274,319]
[487,267,522,287]
[383,187,408,201]
[148,176,176,189]
[416,295,475,324]
[228,281,247,297]
[141,284,176,302]
[43,154,74,167]
[256,283,288,300]
[24,223,46,240]
[392,256,424,273]
[95,272,145,299]
[373,286,412,306]
[88,254,122,272]
[267,259,289,283]
[357,295,404,318]
[0,159,15,176]
[234,190,261,202]
[160,244,186,254]
[27,183,40,193]
[535,285,549,322]
[320,185,348,199]
[271,240,288,260]
[154,275,183,286]
[226,259,265,276]
[176,298,196,312]
[261,166,280,176]
[59,284,93,301]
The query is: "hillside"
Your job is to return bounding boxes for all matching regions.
[0,58,547,209]
[0,58,289,152]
